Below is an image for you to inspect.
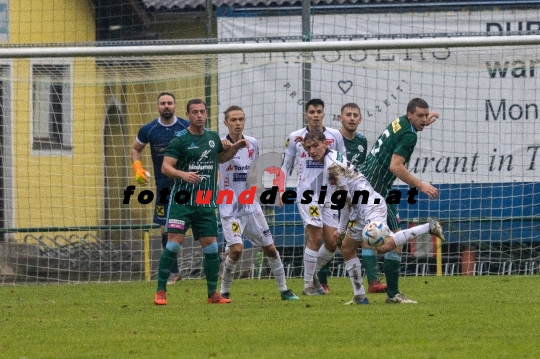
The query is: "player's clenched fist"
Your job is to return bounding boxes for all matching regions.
[133,160,151,184]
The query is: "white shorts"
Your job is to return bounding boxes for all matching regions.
[221,209,273,248]
[297,202,339,228]
[346,186,388,242]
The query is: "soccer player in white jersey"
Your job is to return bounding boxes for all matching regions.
[280,98,347,295]
[218,105,299,301]
[302,131,445,304]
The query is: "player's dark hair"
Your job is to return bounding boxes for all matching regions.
[224,105,244,120]
[305,98,325,112]
[157,92,175,102]
[186,98,207,113]
[304,130,326,143]
[407,98,429,114]
[340,103,360,113]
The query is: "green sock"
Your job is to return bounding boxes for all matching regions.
[157,248,177,292]
[362,254,379,284]
[384,258,401,298]
[317,261,331,285]
[203,252,220,297]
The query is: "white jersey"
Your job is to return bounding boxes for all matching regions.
[281,126,346,202]
[219,135,259,217]
[323,149,386,233]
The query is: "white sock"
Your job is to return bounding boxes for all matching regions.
[303,248,318,288]
[345,257,365,297]
[315,245,335,273]
[392,223,430,246]
[268,253,287,292]
[220,256,237,295]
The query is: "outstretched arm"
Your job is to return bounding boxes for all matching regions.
[425,112,440,126]
[218,139,249,164]
[389,154,438,199]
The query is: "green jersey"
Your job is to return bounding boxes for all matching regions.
[343,133,368,170]
[165,128,224,207]
[360,115,417,197]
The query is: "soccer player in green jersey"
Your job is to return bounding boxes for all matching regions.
[317,103,388,294]
[339,103,367,169]
[359,97,440,303]
[153,99,248,305]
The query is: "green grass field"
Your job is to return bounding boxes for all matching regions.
[1,276,539,359]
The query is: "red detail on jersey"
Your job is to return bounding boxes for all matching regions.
[226,164,233,171]
[326,139,334,146]
[301,152,307,158]
[248,149,255,159]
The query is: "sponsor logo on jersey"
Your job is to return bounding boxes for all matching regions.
[152,144,167,153]
[306,160,324,168]
[198,149,211,161]
[189,162,214,171]
[188,142,198,149]
[232,221,241,234]
[248,149,255,159]
[226,164,233,171]
[301,152,307,158]
[233,164,250,171]
[326,139,334,146]
[391,117,401,133]
[233,173,247,182]
[156,206,165,217]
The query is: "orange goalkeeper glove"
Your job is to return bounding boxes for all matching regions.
[133,160,151,184]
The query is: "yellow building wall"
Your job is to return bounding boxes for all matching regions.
[6,1,219,243]
[8,1,102,243]
[10,0,95,44]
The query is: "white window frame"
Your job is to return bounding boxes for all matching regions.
[30,58,73,155]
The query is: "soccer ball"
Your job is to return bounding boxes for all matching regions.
[362,221,391,247]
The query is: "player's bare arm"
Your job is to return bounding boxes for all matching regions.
[221,139,232,151]
[389,154,439,199]
[130,140,145,162]
[218,139,249,163]
[162,155,200,183]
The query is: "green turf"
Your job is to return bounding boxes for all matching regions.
[1,276,539,359]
